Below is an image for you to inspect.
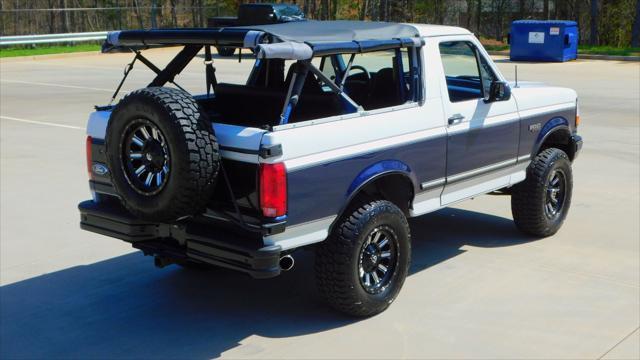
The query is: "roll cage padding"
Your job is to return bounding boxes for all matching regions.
[256,42,313,60]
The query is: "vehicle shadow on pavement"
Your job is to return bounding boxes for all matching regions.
[408,207,535,273]
[0,208,534,359]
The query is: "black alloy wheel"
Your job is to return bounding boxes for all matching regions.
[544,169,567,219]
[358,225,399,294]
[121,119,170,196]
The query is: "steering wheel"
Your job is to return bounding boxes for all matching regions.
[344,65,371,89]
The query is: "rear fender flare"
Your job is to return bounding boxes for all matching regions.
[330,160,417,232]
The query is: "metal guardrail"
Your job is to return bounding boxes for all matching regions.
[0,31,108,46]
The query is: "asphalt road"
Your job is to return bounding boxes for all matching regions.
[1,49,639,359]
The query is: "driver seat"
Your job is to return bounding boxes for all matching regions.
[367,67,402,110]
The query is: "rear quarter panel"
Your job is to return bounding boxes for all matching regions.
[261,100,447,227]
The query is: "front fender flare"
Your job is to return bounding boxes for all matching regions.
[531,116,571,157]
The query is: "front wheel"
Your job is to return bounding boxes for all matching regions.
[315,200,411,317]
[511,148,573,237]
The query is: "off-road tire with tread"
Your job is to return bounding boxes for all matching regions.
[105,87,219,222]
[315,200,411,317]
[511,148,573,237]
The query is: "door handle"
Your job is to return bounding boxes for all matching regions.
[448,114,465,125]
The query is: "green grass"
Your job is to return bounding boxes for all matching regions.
[577,45,640,56]
[482,43,639,56]
[483,44,510,52]
[0,44,101,58]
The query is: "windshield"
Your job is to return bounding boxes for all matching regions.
[274,5,304,18]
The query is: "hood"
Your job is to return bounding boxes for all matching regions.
[508,80,546,88]
[510,82,578,112]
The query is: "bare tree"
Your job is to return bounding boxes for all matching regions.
[632,0,640,47]
[543,0,550,19]
[359,0,369,20]
[590,0,598,45]
[331,0,338,20]
[320,0,330,20]
[170,0,178,27]
[150,0,158,28]
[133,0,145,29]
[466,0,473,29]
[491,0,509,41]
[190,0,198,26]
[476,0,482,35]
[518,0,526,18]
[379,0,388,21]
[60,0,70,32]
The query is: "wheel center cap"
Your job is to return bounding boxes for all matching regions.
[145,153,153,161]
[363,245,381,272]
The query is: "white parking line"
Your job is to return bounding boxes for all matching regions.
[0,115,84,130]
[0,79,119,93]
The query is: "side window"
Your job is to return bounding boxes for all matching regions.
[439,41,495,103]
[338,49,415,110]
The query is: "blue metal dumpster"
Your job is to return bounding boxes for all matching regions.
[509,20,578,62]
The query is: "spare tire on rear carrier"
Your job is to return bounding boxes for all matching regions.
[105,87,220,222]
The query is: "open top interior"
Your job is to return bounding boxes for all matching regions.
[196,48,420,129]
[102,22,424,130]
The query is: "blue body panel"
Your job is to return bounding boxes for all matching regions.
[446,121,519,176]
[286,135,447,225]
[510,20,578,62]
[282,104,575,227]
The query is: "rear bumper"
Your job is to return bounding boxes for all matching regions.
[79,200,283,279]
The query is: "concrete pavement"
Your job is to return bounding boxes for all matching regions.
[1,49,638,359]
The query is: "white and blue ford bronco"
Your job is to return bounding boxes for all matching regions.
[79,21,583,316]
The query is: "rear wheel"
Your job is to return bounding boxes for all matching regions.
[511,148,573,237]
[315,200,411,317]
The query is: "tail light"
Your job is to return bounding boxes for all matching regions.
[259,162,287,218]
[86,136,93,180]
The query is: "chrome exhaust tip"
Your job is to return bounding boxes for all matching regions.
[279,255,295,271]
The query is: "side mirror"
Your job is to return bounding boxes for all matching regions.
[485,80,511,103]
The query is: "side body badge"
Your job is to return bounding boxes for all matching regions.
[529,123,542,132]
